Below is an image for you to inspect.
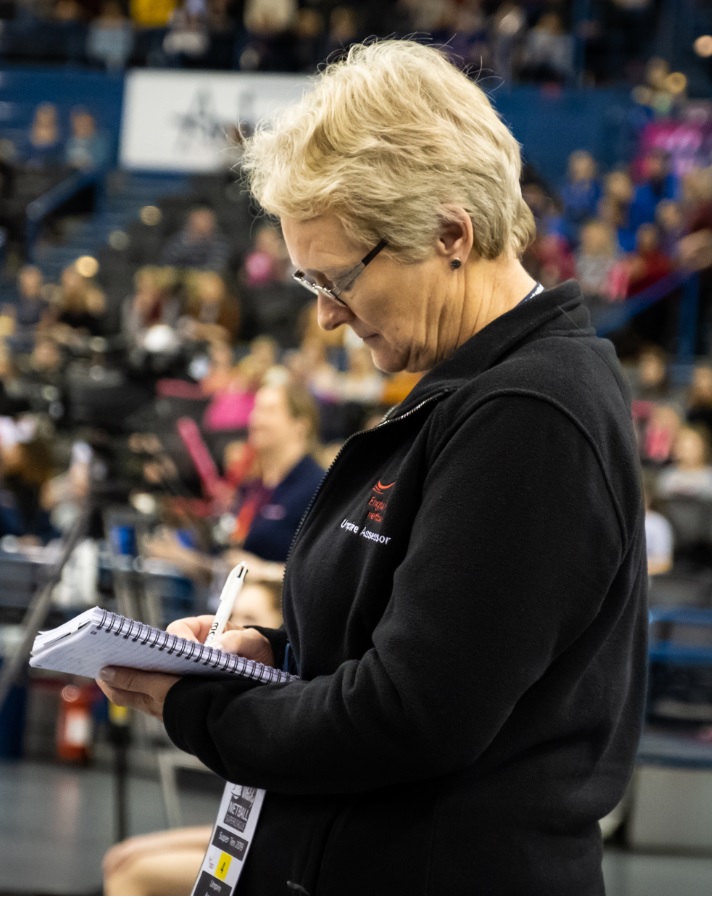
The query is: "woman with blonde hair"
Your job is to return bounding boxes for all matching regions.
[99,40,647,895]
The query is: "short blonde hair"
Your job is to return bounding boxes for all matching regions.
[241,40,535,263]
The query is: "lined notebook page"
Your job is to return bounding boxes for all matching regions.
[30,606,296,684]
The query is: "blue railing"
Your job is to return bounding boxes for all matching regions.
[595,270,701,361]
[24,169,104,263]
[648,606,712,665]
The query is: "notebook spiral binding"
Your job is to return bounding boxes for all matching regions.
[97,609,296,684]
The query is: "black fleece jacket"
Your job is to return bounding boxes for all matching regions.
[164,280,648,895]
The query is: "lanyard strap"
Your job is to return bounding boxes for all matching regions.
[192,783,266,895]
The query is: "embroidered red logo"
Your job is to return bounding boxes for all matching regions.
[367,479,395,522]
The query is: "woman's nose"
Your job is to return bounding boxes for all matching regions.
[316,292,351,330]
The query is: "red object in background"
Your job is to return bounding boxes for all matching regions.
[56,683,95,763]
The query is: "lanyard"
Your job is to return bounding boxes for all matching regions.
[192,782,266,895]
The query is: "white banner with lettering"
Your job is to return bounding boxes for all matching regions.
[120,70,309,172]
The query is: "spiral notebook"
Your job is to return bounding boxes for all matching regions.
[29,606,297,683]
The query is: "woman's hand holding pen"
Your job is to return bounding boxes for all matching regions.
[167,615,275,667]
[97,564,274,721]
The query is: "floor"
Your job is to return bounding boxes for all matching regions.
[1,758,712,896]
[0,757,219,896]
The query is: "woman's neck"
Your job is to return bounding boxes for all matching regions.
[259,442,307,488]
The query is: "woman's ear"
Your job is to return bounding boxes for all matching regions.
[435,205,474,264]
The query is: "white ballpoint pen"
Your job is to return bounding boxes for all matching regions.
[205,562,249,647]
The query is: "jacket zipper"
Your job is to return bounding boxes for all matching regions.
[282,389,451,578]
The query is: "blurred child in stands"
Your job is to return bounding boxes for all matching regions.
[338,341,384,405]
[202,355,262,433]
[657,423,712,499]
[642,471,674,577]
[241,222,291,287]
[600,170,636,253]
[180,270,240,345]
[655,198,685,259]
[0,421,58,545]
[634,345,672,401]
[560,150,602,235]
[686,363,712,436]
[197,339,235,395]
[630,147,679,232]
[44,263,108,344]
[161,206,230,273]
[87,1,135,70]
[575,219,620,305]
[624,223,673,298]
[17,103,64,170]
[65,107,111,171]
[640,402,683,467]
[121,266,182,352]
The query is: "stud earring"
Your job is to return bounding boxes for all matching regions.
[450,258,462,270]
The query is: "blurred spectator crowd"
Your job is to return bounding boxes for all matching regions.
[0,157,426,619]
[2,0,712,723]
[0,0,671,87]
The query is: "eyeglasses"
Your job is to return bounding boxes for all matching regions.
[292,238,387,306]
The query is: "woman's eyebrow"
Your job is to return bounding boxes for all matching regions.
[306,264,352,282]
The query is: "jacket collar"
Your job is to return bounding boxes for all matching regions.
[394,280,591,415]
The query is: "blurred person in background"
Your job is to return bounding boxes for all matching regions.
[17,102,64,169]
[197,339,235,395]
[655,198,685,259]
[238,0,297,71]
[180,270,240,345]
[161,206,230,272]
[121,266,182,357]
[523,227,575,289]
[575,219,621,308]
[240,222,291,287]
[624,223,673,298]
[677,166,712,353]
[201,354,262,433]
[518,10,574,85]
[0,346,30,419]
[338,340,384,405]
[686,362,712,436]
[560,149,602,238]
[657,423,712,499]
[630,147,679,232]
[10,265,50,349]
[86,0,135,70]
[0,422,58,545]
[64,107,111,171]
[633,344,672,401]
[642,471,674,577]
[320,4,360,61]
[146,378,324,585]
[600,169,636,252]
[289,335,340,402]
[290,6,325,73]
[640,402,683,467]
[43,263,108,344]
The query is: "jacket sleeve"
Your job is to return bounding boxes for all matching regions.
[163,395,633,794]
